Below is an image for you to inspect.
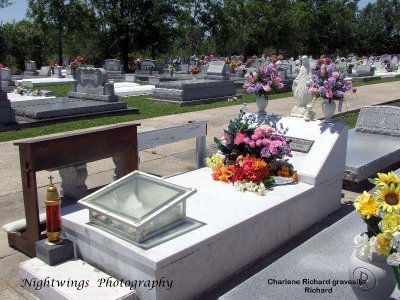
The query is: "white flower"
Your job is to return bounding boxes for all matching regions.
[387,252,400,266]
[392,232,400,251]
[234,180,266,196]
[354,234,372,261]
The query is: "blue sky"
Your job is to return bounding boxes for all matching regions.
[0,0,376,24]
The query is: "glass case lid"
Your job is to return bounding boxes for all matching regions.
[78,170,196,226]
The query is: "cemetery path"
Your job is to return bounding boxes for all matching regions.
[0,80,399,299]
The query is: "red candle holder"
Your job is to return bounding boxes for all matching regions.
[45,176,62,244]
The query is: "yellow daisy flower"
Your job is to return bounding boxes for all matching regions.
[353,191,379,219]
[373,171,399,186]
[375,183,400,213]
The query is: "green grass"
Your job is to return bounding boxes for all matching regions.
[43,84,73,97]
[1,77,398,142]
[352,77,400,87]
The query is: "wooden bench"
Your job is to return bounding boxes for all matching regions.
[6,121,207,257]
[8,123,140,257]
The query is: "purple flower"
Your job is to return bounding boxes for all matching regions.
[327,77,336,88]
[260,147,271,158]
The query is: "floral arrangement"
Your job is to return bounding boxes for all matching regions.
[308,61,356,112]
[0,63,4,69]
[207,105,297,195]
[243,63,284,98]
[189,65,200,75]
[14,87,43,97]
[70,55,86,70]
[353,171,400,279]
[135,58,142,66]
[230,60,238,72]
[167,64,174,72]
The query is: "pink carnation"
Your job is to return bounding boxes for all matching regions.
[234,132,247,145]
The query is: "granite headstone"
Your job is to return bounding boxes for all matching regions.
[355,106,400,136]
[68,67,118,102]
[0,70,16,124]
[23,60,38,76]
[104,59,122,72]
[205,61,229,80]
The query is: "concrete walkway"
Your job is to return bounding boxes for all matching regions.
[0,80,399,299]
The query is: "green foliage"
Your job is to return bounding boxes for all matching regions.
[1,0,400,72]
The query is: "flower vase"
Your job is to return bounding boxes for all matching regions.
[321,99,336,122]
[349,251,397,300]
[256,95,268,116]
[71,69,77,79]
[191,74,196,81]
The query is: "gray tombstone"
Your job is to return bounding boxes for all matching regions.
[277,64,291,76]
[55,66,63,78]
[1,68,14,91]
[23,60,38,76]
[0,70,16,124]
[355,64,373,77]
[38,66,51,76]
[355,106,400,136]
[68,67,118,102]
[104,59,122,72]
[25,60,37,72]
[181,64,190,73]
[390,57,398,70]
[205,61,229,80]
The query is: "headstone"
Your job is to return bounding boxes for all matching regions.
[374,61,386,73]
[55,66,63,78]
[68,67,118,102]
[230,55,240,62]
[38,66,51,76]
[390,56,398,70]
[205,61,229,80]
[355,106,400,136]
[345,106,400,182]
[0,70,16,124]
[355,64,373,77]
[141,59,157,71]
[1,68,15,91]
[181,64,190,73]
[23,60,38,76]
[276,64,291,76]
[104,59,123,72]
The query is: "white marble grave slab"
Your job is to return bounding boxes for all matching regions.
[114,82,155,96]
[61,117,347,300]
[19,258,136,300]
[17,77,76,87]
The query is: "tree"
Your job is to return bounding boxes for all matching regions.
[0,0,13,9]
[27,0,92,66]
[90,0,176,71]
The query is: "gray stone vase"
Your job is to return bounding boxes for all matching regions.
[348,251,397,300]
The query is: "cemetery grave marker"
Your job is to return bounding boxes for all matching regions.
[23,60,38,76]
[205,61,229,80]
[344,106,400,182]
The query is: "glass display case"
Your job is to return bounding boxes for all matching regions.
[78,171,196,243]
